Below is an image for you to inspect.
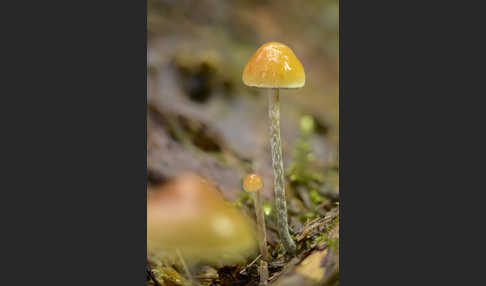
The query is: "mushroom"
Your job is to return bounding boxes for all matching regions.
[243,173,269,285]
[147,173,257,265]
[242,42,305,254]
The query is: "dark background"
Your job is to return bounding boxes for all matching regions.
[2,0,486,285]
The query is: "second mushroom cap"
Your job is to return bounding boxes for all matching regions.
[147,173,257,263]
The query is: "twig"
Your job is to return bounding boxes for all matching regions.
[239,254,262,274]
[176,248,194,284]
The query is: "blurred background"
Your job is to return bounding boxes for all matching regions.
[147,0,339,202]
[147,1,339,285]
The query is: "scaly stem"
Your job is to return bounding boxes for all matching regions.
[259,261,269,286]
[268,88,296,255]
[253,191,269,284]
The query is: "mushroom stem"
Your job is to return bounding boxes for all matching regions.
[253,191,269,262]
[252,191,269,285]
[268,88,297,255]
[259,261,269,286]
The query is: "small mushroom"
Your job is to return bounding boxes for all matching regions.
[243,173,269,285]
[242,42,305,255]
[147,173,257,265]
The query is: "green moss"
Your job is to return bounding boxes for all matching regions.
[150,266,189,286]
[298,212,318,223]
[311,233,326,246]
[234,191,252,208]
[263,201,273,216]
[327,237,339,251]
[287,115,325,187]
[309,189,325,204]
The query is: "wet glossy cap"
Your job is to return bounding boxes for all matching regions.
[147,173,257,263]
[243,174,264,193]
[242,42,305,89]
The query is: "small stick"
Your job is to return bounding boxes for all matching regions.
[176,248,194,285]
[240,254,262,274]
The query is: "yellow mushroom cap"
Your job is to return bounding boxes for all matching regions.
[147,173,257,263]
[243,174,264,193]
[242,42,305,89]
